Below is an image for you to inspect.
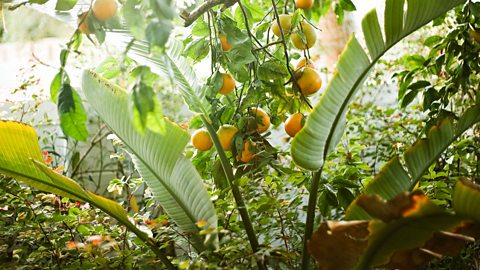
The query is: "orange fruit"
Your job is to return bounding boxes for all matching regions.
[219,34,232,51]
[217,125,238,151]
[285,113,305,137]
[237,140,255,163]
[249,108,271,133]
[191,129,213,151]
[78,12,91,34]
[219,73,235,95]
[92,0,118,21]
[295,0,314,9]
[272,14,292,37]
[296,58,316,69]
[291,21,317,50]
[295,67,322,96]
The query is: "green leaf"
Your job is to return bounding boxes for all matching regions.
[183,38,210,62]
[82,71,217,250]
[258,60,289,81]
[55,0,77,11]
[453,179,480,222]
[29,0,49,4]
[340,0,356,11]
[50,71,62,103]
[58,83,88,141]
[346,105,480,220]
[146,19,173,48]
[291,0,466,171]
[192,17,209,37]
[122,0,146,40]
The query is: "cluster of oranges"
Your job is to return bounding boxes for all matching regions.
[191,1,323,162]
[78,0,118,34]
[191,107,271,163]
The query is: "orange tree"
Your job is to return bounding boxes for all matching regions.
[2,0,480,269]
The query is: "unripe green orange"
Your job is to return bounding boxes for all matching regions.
[291,21,317,50]
[272,14,292,37]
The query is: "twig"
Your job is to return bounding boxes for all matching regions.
[237,1,274,58]
[70,125,108,178]
[181,0,238,27]
[253,40,284,51]
[31,51,57,69]
[7,1,28,11]
[1,0,7,33]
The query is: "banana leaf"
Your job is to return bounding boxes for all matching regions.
[82,71,217,251]
[291,0,466,170]
[0,121,176,269]
[346,105,480,220]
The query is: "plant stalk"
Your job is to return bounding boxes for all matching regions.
[301,170,322,270]
[201,115,266,270]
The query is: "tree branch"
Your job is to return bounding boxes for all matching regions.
[181,0,238,27]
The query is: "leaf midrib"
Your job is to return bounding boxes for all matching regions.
[321,4,463,167]
[98,109,200,233]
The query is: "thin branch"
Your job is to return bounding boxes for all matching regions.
[70,125,108,178]
[237,0,274,58]
[253,40,284,52]
[181,0,238,27]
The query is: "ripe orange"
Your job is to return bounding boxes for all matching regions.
[219,73,235,95]
[249,107,271,133]
[217,125,238,151]
[78,12,91,34]
[291,21,317,50]
[296,58,316,69]
[92,0,118,21]
[295,67,322,96]
[295,0,314,9]
[219,34,232,51]
[191,129,213,151]
[237,140,255,163]
[272,14,292,37]
[285,113,305,137]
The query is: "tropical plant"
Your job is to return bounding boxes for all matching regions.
[2,0,480,269]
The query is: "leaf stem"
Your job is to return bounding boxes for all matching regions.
[301,169,322,270]
[200,115,266,270]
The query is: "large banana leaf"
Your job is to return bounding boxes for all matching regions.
[0,121,175,269]
[82,71,217,250]
[309,181,480,270]
[291,0,466,170]
[346,105,480,220]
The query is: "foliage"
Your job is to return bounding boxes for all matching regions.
[1,0,480,269]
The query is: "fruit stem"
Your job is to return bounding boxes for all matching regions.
[301,169,322,270]
[200,115,266,270]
